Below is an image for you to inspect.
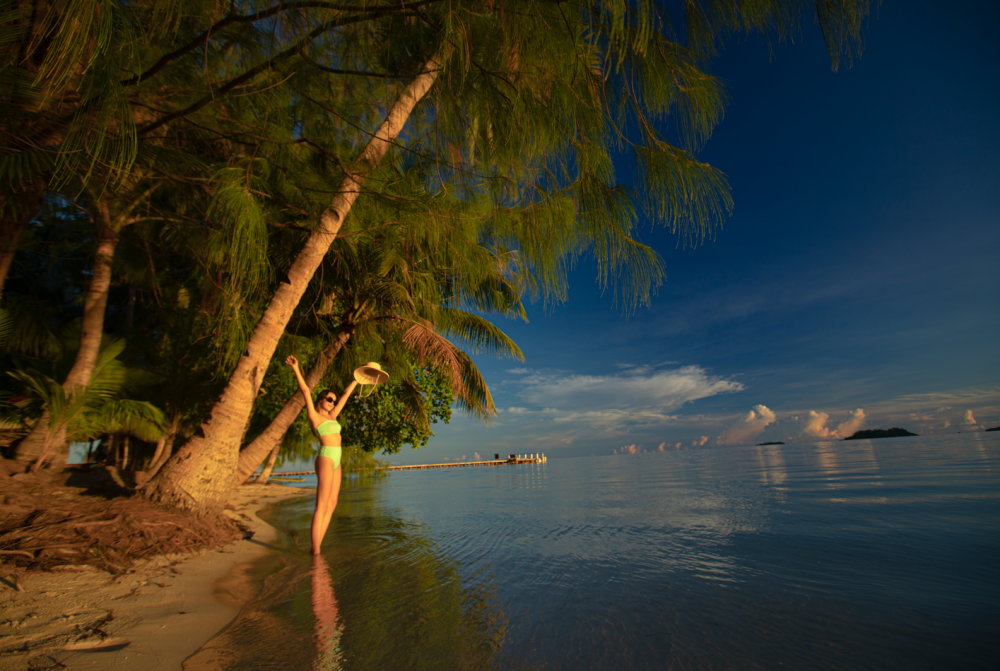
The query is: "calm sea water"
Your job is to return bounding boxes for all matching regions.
[192,433,999,671]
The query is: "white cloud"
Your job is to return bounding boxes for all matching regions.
[802,410,833,439]
[835,408,866,437]
[964,409,977,426]
[779,408,867,440]
[852,388,999,435]
[719,405,776,445]
[615,444,643,455]
[553,409,678,425]
[693,436,708,447]
[507,368,531,375]
[718,407,865,444]
[512,365,743,428]
[474,452,481,460]
[657,442,666,452]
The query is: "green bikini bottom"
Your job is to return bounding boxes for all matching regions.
[317,444,342,470]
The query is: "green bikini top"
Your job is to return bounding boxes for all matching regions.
[316,419,342,436]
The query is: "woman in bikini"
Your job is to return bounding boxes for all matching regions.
[286,355,357,555]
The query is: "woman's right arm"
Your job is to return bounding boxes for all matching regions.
[286,356,319,424]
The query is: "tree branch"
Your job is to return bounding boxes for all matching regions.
[136,9,394,136]
[121,0,437,87]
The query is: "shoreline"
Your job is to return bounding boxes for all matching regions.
[0,483,312,671]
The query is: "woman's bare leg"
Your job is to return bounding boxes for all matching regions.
[311,457,342,555]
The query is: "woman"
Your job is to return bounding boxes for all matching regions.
[286,354,357,555]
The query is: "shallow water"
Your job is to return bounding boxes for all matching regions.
[197,432,1000,670]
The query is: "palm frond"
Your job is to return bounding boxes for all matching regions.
[436,308,524,361]
[70,398,165,443]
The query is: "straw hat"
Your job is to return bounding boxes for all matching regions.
[353,361,389,386]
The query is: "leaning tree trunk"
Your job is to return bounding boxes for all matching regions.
[12,217,119,464]
[143,415,179,479]
[235,329,352,485]
[143,48,450,516]
[255,444,282,485]
[0,179,46,299]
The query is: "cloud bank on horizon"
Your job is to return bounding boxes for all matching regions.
[501,365,743,428]
[479,366,1000,458]
[716,406,865,446]
[385,360,999,465]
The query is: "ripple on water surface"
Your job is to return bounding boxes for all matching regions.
[191,433,1000,670]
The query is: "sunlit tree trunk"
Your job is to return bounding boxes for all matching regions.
[255,444,281,485]
[144,48,450,515]
[235,329,352,485]
[120,435,131,470]
[12,207,119,464]
[147,433,168,471]
[144,415,178,479]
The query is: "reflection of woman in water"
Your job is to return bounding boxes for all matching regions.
[286,355,357,555]
[311,554,345,670]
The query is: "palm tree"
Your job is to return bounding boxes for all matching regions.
[3,339,164,472]
[139,0,877,514]
[5,1,877,513]
[231,202,528,485]
[10,180,160,464]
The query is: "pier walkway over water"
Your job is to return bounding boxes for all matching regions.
[251,454,547,479]
[384,454,546,471]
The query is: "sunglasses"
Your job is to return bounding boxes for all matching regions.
[321,395,336,403]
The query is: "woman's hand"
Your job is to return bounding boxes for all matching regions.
[286,355,299,370]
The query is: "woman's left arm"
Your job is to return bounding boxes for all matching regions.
[330,381,358,418]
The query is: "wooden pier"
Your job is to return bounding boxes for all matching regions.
[385,455,546,471]
[247,470,314,480]
[249,454,547,479]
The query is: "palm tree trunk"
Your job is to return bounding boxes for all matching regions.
[29,435,54,474]
[147,433,167,471]
[256,444,282,485]
[63,210,119,392]
[12,216,119,463]
[121,436,131,471]
[143,48,450,515]
[107,435,119,467]
[0,179,46,300]
[234,329,352,485]
[144,416,177,477]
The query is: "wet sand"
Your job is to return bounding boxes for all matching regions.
[0,484,312,671]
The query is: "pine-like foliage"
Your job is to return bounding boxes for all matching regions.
[2,1,879,481]
[4,0,877,306]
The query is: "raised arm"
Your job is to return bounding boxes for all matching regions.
[330,381,358,419]
[286,355,320,425]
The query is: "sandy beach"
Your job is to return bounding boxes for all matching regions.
[0,483,311,671]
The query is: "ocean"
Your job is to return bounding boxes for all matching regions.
[191,432,999,670]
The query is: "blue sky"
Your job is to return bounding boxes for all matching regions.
[392,1,1000,464]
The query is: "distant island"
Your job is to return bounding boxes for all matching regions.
[986,426,1000,432]
[756,441,785,446]
[843,428,918,440]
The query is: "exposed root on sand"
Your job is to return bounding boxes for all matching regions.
[0,463,243,574]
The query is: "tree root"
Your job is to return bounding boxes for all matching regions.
[0,485,243,573]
